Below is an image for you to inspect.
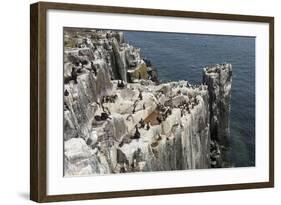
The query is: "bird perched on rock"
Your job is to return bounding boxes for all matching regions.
[156,116,162,124]
[138,90,143,100]
[180,109,184,117]
[91,61,97,76]
[101,112,111,120]
[132,106,136,114]
[191,103,195,109]
[132,125,140,139]
[139,118,145,129]
[64,89,69,96]
[166,107,172,115]
[71,67,78,84]
[146,122,150,130]
[120,163,127,173]
[103,106,111,115]
[131,159,137,170]
[94,115,102,121]
[118,140,124,148]
[64,102,70,111]
[76,67,83,74]
[157,134,162,141]
[117,80,125,89]
[120,80,125,88]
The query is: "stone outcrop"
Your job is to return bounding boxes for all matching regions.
[203,64,232,146]
[127,62,149,82]
[63,29,232,176]
[203,63,232,167]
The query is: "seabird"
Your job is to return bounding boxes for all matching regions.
[146,122,150,130]
[156,116,162,124]
[64,102,70,111]
[131,159,137,169]
[132,126,141,139]
[120,164,127,173]
[157,134,162,141]
[94,115,102,121]
[64,89,69,96]
[181,109,184,117]
[118,140,124,147]
[138,91,143,100]
[101,112,111,120]
[120,80,125,88]
[132,102,138,114]
[71,67,78,84]
[139,118,145,129]
[76,67,83,74]
[91,62,97,76]
[117,80,125,89]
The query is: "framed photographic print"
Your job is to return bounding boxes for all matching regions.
[30,1,274,202]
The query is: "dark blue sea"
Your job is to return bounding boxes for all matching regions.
[124,31,255,167]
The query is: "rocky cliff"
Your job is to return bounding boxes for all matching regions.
[63,29,232,176]
[203,64,232,167]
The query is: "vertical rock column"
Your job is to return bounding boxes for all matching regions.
[203,63,232,147]
[111,39,128,82]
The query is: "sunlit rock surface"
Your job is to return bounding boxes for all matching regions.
[63,29,232,175]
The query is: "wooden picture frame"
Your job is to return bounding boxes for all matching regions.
[30,1,274,202]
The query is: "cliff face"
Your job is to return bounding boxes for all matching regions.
[203,64,232,146]
[64,58,112,140]
[63,29,232,176]
[203,64,232,167]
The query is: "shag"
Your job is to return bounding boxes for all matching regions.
[64,89,69,96]
[156,116,162,124]
[94,115,102,121]
[139,118,145,129]
[120,165,126,173]
[117,80,125,89]
[133,125,140,139]
[71,67,78,84]
[138,91,143,100]
[118,140,124,147]
[91,62,97,76]
[101,112,111,120]
[120,80,125,88]
[64,102,70,111]
[157,134,162,141]
[146,122,150,130]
